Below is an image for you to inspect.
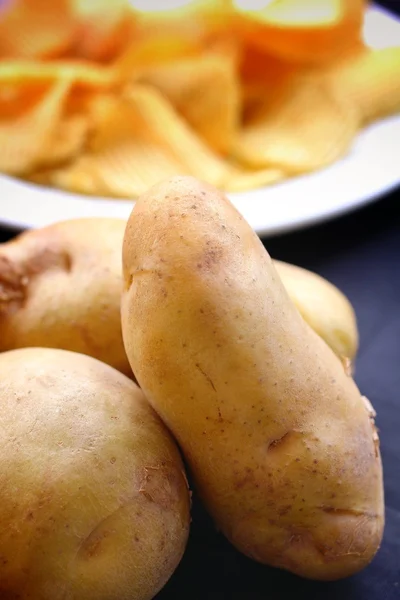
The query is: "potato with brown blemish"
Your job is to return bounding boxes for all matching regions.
[0,218,131,375]
[274,260,359,362]
[121,175,384,581]
[0,347,190,600]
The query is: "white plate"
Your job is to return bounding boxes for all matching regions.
[0,5,399,237]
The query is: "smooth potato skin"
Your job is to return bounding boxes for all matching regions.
[122,176,384,581]
[274,260,359,361]
[0,348,190,600]
[0,218,131,375]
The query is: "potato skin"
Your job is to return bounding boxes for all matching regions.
[274,260,359,361]
[0,348,190,600]
[122,175,384,581]
[0,218,130,375]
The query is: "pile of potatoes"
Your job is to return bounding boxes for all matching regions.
[0,176,383,599]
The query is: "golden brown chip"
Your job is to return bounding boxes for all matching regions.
[137,51,241,154]
[0,60,116,89]
[0,82,52,119]
[38,114,89,169]
[48,85,229,198]
[26,170,55,187]
[328,46,400,124]
[0,0,77,59]
[224,165,285,192]
[114,35,202,82]
[0,79,72,175]
[239,44,296,123]
[122,84,229,185]
[48,130,189,199]
[233,71,359,174]
[115,0,233,78]
[232,0,365,65]
[72,0,135,62]
[132,0,232,40]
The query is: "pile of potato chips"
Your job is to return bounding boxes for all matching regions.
[0,0,399,199]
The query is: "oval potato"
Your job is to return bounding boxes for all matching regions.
[0,218,131,375]
[0,347,190,600]
[121,175,384,581]
[274,260,358,361]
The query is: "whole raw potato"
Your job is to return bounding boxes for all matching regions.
[274,260,358,361]
[0,348,190,600]
[121,176,384,581]
[0,218,130,375]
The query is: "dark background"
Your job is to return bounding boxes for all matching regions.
[0,1,399,598]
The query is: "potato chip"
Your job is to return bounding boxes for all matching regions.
[38,114,89,169]
[224,165,285,192]
[26,170,54,186]
[239,45,296,123]
[72,0,135,62]
[240,43,292,86]
[122,84,229,185]
[233,71,359,173]
[0,82,51,119]
[0,79,71,175]
[48,85,229,198]
[0,60,116,89]
[137,51,241,153]
[232,0,365,65]
[328,46,400,124]
[0,0,77,59]
[115,0,233,77]
[114,35,202,81]
[48,106,190,198]
[131,0,232,38]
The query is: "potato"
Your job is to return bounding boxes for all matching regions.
[274,260,359,361]
[0,347,190,600]
[0,218,131,375]
[121,176,384,581]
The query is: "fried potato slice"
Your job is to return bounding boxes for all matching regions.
[0,82,52,119]
[115,36,204,83]
[138,51,240,154]
[0,60,116,89]
[122,84,229,185]
[233,71,359,173]
[0,0,77,59]
[232,0,365,65]
[239,45,296,123]
[115,0,234,76]
[224,165,285,192]
[72,0,135,62]
[328,46,400,124]
[38,114,89,169]
[131,0,232,37]
[0,79,72,175]
[49,85,229,198]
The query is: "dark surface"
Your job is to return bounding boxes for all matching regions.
[1,1,399,598]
